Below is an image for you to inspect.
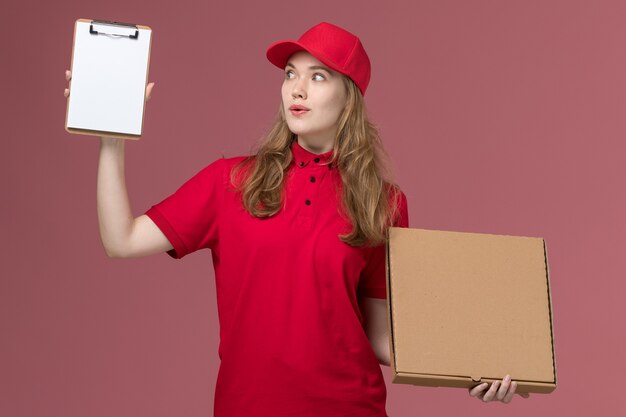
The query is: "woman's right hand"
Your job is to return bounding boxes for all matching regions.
[65,69,155,145]
[64,69,155,100]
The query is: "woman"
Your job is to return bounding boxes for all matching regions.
[65,22,527,417]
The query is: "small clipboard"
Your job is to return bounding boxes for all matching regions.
[65,18,152,140]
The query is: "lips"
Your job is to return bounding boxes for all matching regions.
[289,105,310,116]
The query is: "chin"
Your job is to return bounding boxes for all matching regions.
[285,122,310,137]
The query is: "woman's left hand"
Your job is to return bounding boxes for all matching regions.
[468,374,531,403]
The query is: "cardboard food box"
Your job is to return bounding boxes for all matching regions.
[386,227,556,394]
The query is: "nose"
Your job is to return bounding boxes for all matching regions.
[291,77,307,100]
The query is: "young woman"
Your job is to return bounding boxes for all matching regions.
[65,21,527,417]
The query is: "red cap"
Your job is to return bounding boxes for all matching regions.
[266,22,371,96]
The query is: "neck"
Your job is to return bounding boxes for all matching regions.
[296,135,334,154]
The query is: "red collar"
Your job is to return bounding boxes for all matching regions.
[291,140,334,169]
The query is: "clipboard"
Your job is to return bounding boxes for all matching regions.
[65,19,152,140]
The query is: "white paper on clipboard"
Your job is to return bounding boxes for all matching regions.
[65,19,152,139]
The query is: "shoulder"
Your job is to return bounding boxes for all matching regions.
[384,182,409,228]
[174,155,249,194]
[193,155,248,178]
[202,155,248,171]
[384,182,407,206]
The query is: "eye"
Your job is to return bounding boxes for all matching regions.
[285,70,295,79]
[313,73,326,81]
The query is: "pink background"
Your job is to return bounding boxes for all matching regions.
[2,1,624,416]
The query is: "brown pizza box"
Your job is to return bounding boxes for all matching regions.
[385,227,556,394]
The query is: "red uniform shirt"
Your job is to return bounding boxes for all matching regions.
[145,140,409,417]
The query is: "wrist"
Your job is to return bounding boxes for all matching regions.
[100,136,125,149]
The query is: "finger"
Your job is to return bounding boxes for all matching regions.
[64,88,69,98]
[496,375,511,401]
[146,82,154,101]
[482,380,500,402]
[503,380,517,403]
[469,383,489,398]
[65,70,72,81]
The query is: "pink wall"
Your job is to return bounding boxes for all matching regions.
[2,1,624,416]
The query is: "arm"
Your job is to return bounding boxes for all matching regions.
[359,188,409,366]
[97,137,173,258]
[65,71,167,258]
[361,297,390,367]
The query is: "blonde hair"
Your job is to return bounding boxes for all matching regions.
[231,76,401,246]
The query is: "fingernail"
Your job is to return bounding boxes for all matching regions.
[505,374,511,382]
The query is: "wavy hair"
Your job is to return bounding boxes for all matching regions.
[231,76,401,246]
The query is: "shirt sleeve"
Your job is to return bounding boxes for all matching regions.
[144,158,229,259]
[359,189,409,299]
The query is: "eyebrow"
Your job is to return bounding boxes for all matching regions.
[285,62,333,75]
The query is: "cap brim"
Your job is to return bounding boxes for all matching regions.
[266,40,308,69]
[266,40,345,77]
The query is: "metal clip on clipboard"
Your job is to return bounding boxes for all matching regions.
[89,20,139,39]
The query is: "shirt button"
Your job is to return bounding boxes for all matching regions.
[310,176,316,183]
[314,157,320,163]
[305,199,311,205]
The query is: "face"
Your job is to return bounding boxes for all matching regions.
[281,51,348,147]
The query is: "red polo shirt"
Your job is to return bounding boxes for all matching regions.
[145,140,408,417]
